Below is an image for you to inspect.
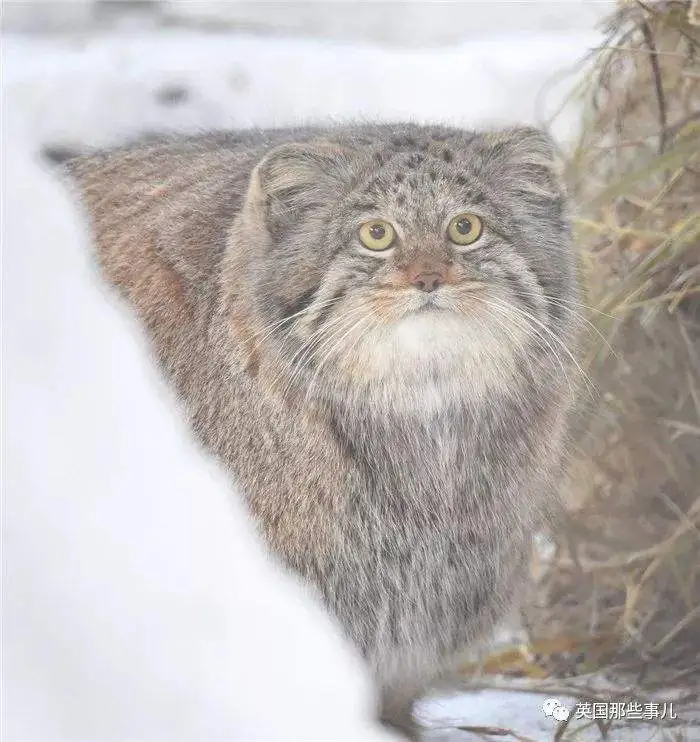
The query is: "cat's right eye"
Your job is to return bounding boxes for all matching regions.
[359,220,396,251]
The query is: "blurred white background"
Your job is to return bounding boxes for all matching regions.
[3,0,614,40]
[3,0,614,154]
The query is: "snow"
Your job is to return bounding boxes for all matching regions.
[421,690,579,740]
[4,21,694,742]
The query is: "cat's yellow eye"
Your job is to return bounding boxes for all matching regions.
[447,213,483,246]
[359,220,395,251]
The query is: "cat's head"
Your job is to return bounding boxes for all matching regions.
[235,124,579,400]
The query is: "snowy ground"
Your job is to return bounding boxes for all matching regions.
[4,16,698,742]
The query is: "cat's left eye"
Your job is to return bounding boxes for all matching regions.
[447,213,483,246]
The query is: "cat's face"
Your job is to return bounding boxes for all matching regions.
[239,124,578,398]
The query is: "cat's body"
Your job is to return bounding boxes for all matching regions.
[68,123,580,736]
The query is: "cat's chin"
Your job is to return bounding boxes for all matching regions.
[341,310,526,395]
[392,312,474,359]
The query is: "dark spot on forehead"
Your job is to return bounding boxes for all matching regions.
[442,149,454,163]
[364,176,382,196]
[429,170,438,182]
[453,175,485,205]
[395,173,404,184]
[396,194,406,207]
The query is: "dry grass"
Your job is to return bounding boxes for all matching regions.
[459,2,700,738]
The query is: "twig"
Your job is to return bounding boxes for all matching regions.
[640,18,669,153]
[589,44,690,58]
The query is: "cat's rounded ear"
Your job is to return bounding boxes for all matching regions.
[243,142,350,238]
[487,126,566,202]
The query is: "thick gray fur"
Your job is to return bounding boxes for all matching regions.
[66,122,581,738]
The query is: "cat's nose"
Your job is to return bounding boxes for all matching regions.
[411,271,445,293]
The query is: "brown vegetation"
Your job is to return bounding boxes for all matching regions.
[462,3,700,738]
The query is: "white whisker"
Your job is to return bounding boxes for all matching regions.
[483,296,597,399]
[478,297,576,397]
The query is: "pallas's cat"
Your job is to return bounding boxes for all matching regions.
[67,123,580,737]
